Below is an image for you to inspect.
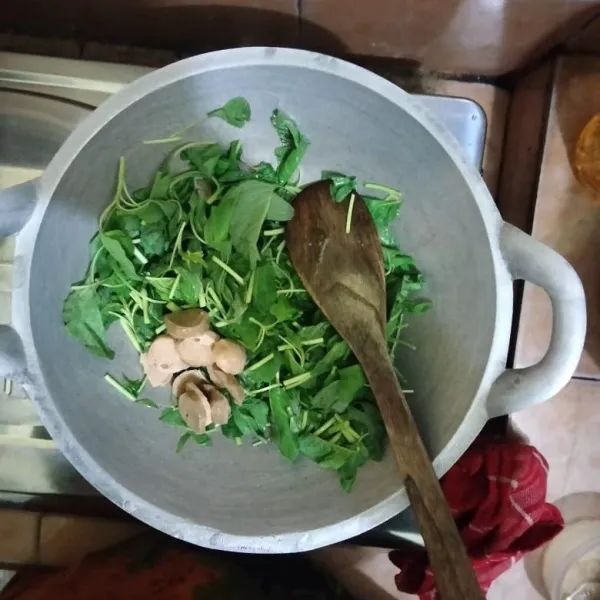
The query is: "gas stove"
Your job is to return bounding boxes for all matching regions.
[0,51,487,545]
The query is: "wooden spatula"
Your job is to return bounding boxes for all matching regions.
[286,181,483,600]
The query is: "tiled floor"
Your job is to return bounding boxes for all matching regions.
[515,54,600,379]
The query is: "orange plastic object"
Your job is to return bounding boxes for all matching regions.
[573,114,600,194]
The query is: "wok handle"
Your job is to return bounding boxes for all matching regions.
[0,180,38,381]
[487,222,586,418]
[0,179,38,237]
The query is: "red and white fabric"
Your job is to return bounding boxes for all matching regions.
[389,436,563,599]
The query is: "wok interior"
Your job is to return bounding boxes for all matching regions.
[30,64,496,540]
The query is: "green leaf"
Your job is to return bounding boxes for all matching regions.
[364,197,402,247]
[191,433,212,447]
[269,296,299,323]
[348,401,386,461]
[311,381,340,411]
[100,233,137,278]
[265,194,294,222]
[270,109,310,184]
[252,263,278,314]
[298,435,332,462]
[404,299,433,314]
[298,435,356,473]
[245,352,282,384]
[139,223,168,257]
[149,171,171,200]
[231,404,258,436]
[331,365,366,413]
[146,277,175,301]
[321,171,357,202]
[269,388,299,462]
[204,192,236,249]
[159,407,187,427]
[252,162,277,183]
[174,267,202,305]
[181,144,223,178]
[339,444,369,492]
[382,247,417,272]
[246,399,269,430]
[227,182,270,265]
[135,398,159,409]
[63,287,114,359]
[313,340,349,376]
[176,432,192,453]
[208,97,251,128]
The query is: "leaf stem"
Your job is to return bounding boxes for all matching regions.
[169,273,181,300]
[364,182,401,200]
[133,247,148,265]
[283,372,312,389]
[263,228,285,237]
[345,193,356,234]
[314,417,336,437]
[142,136,182,145]
[104,374,137,402]
[211,256,244,285]
[246,353,274,373]
[119,318,142,353]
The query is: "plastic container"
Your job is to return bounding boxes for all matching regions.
[573,113,600,195]
[542,519,600,600]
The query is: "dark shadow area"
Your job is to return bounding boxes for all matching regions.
[0,4,346,56]
[499,1,600,76]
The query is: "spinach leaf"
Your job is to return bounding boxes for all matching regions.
[204,192,236,249]
[364,196,402,246]
[339,444,369,492]
[269,388,299,461]
[159,407,187,427]
[226,181,293,265]
[208,97,251,128]
[348,401,386,461]
[181,144,223,178]
[63,287,113,359]
[176,432,192,453]
[321,171,357,202]
[139,223,168,257]
[332,365,366,413]
[100,232,137,279]
[252,263,278,314]
[174,267,202,305]
[252,162,277,183]
[311,380,340,411]
[270,109,310,184]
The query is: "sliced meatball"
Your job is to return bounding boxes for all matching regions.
[140,353,172,387]
[141,335,187,387]
[207,364,245,405]
[176,331,219,367]
[204,385,231,426]
[213,339,246,375]
[164,309,210,340]
[171,370,207,398]
[178,385,212,433]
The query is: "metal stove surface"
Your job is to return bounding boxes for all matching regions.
[0,52,486,545]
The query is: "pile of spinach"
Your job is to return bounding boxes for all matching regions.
[62,96,430,491]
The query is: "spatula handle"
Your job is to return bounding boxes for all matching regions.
[368,359,484,600]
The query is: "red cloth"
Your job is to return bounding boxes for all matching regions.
[389,436,563,599]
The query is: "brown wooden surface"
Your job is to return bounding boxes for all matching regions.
[286,182,483,600]
[1,0,599,75]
